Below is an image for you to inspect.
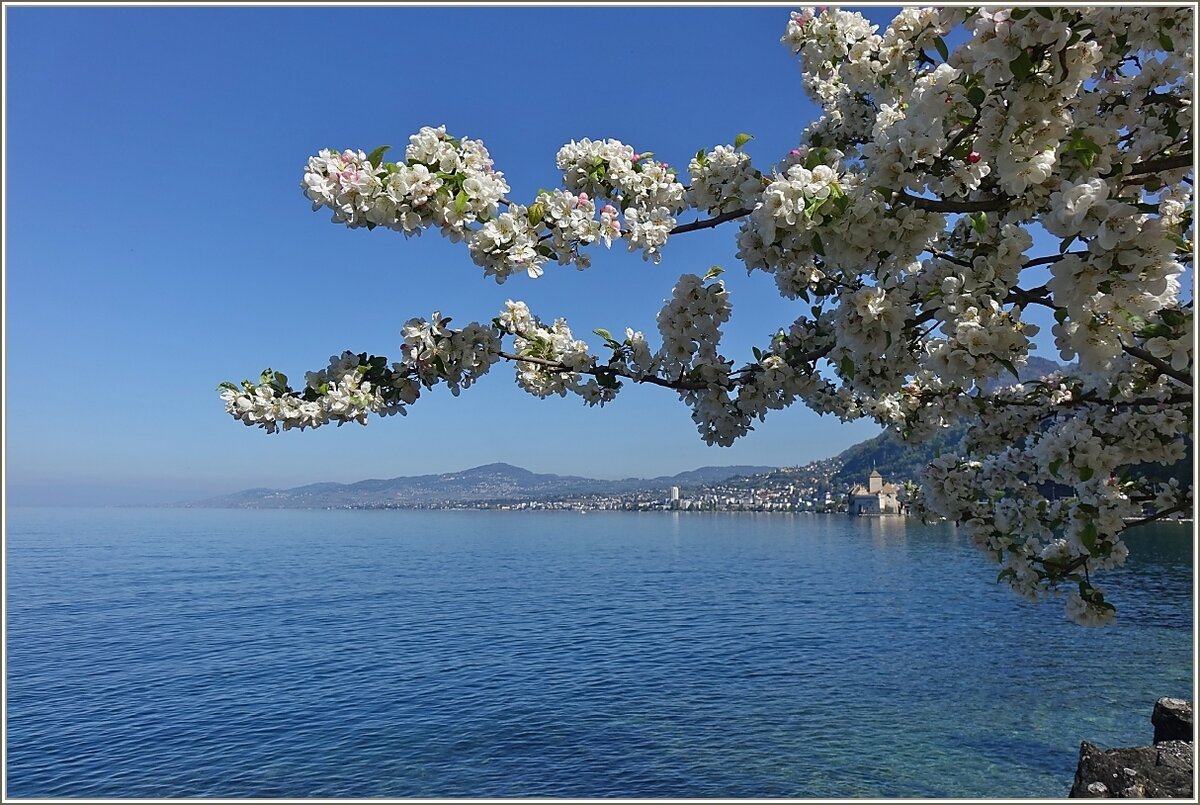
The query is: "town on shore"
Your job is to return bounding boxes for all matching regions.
[359,464,913,516]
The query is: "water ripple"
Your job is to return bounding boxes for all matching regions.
[6,508,1192,798]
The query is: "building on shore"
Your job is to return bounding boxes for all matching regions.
[848,469,903,516]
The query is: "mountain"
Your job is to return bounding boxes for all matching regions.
[188,463,776,509]
[190,357,1188,509]
[649,465,776,485]
[828,355,1189,489]
[830,424,967,488]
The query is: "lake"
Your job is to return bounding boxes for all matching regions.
[4,508,1192,798]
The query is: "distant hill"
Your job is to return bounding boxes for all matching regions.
[190,357,1189,509]
[830,424,967,488]
[829,354,1190,489]
[649,465,776,485]
[188,463,776,509]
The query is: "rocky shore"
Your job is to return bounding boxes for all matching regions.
[1069,698,1194,798]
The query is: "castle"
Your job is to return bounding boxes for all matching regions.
[848,469,903,516]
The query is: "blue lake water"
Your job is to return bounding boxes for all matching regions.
[4,508,1193,798]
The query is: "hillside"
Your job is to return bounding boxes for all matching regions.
[188,463,775,509]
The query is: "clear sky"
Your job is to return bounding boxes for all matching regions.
[5,4,915,506]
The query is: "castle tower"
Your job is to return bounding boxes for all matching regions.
[868,469,883,494]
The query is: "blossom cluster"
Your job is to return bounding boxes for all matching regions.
[229,6,1194,626]
[302,126,509,239]
[221,353,417,434]
[687,145,764,214]
[556,138,688,262]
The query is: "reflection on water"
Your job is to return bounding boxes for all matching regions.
[861,514,909,545]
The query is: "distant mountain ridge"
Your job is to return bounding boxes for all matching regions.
[190,357,1191,509]
[188,463,776,509]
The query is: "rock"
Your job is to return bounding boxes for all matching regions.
[1152,698,1193,744]
[1069,740,1194,798]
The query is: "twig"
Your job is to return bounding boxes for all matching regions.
[670,207,753,236]
[1120,342,1192,386]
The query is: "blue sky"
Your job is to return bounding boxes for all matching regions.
[5,5,922,506]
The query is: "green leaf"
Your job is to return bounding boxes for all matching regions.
[1058,234,1077,253]
[967,86,986,106]
[593,328,613,342]
[811,232,825,256]
[998,359,1020,380]
[703,265,725,281]
[1009,51,1036,80]
[1078,466,1095,482]
[455,190,469,214]
[970,211,988,234]
[1054,307,1069,324]
[1080,520,1098,552]
[933,36,949,61]
[734,132,754,149]
[1158,32,1175,52]
[695,148,707,166]
[1166,232,1189,251]
[365,145,392,167]
[527,201,545,227]
[1034,7,1054,20]
[1049,458,1063,477]
[997,567,1017,583]
[839,356,855,377]
[1161,308,1187,327]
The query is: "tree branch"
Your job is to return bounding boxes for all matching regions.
[892,191,1008,213]
[496,350,724,392]
[1021,252,1089,270]
[670,207,752,235]
[925,247,973,268]
[1122,152,1193,177]
[1003,284,1055,308]
[1120,342,1192,386]
[891,152,1192,214]
[1121,502,1193,532]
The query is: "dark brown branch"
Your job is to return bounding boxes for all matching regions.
[983,392,1191,410]
[669,207,752,235]
[1121,503,1193,532]
[1021,252,1089,270]
[496,350,722,392]
[940,105,985,162]
[1003,284,1055,308]
[1122,152,1193,177]
[1120,342,1192,386]
[925,247,973,268]
[892,152,1192,214]
[892,191,1008,213]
